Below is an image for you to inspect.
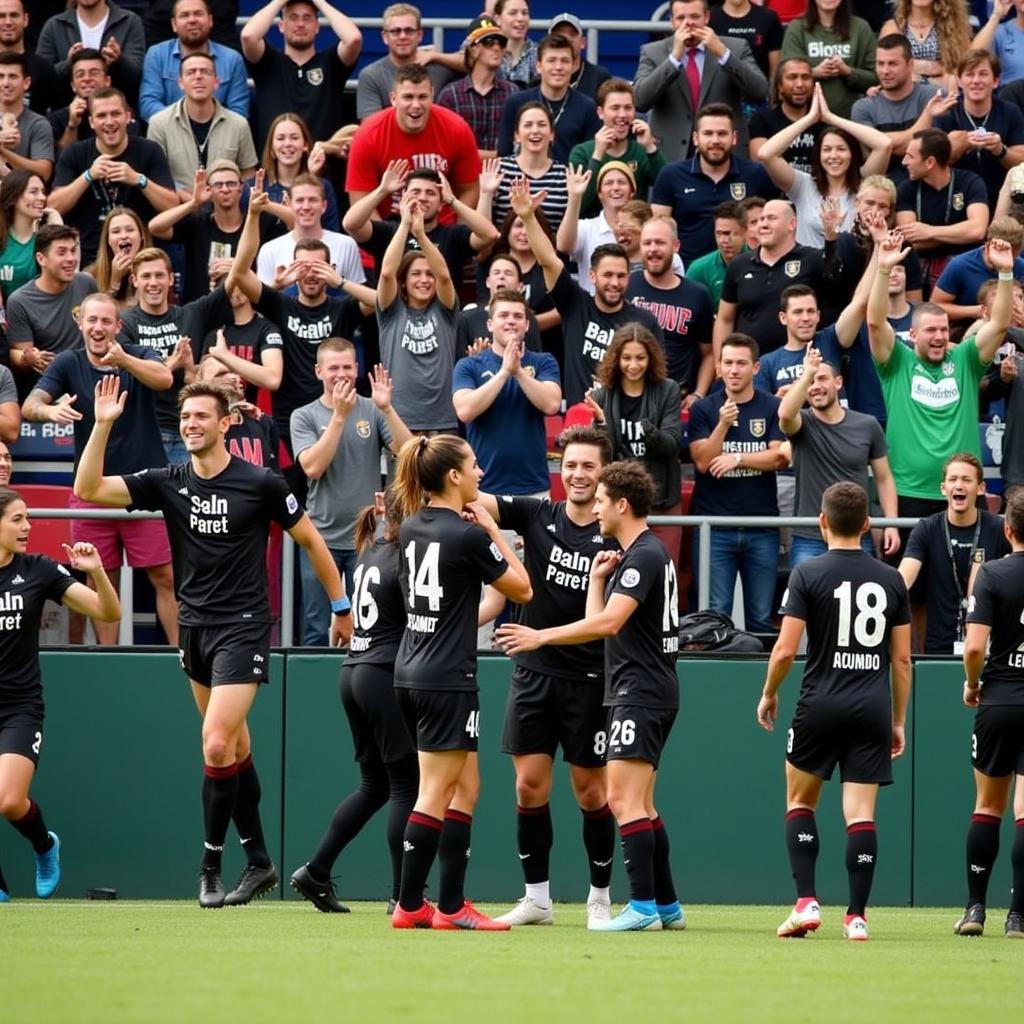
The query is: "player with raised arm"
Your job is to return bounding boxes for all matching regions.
[956,488,1024,939]
[498,461,683,932]
[0,492,120,902]
[291,488,418,915]
[390,435,532,931]
[473,426,619,928]
[74,375,352,909]
[758,481,912,941]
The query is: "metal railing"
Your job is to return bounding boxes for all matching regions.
[30,508,923,647]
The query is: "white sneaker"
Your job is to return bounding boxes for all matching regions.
[843,915,869,941]
[776,900,821,938]
[586,896,612,928]
[494,895,554,926]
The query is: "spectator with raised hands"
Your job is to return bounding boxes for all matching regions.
[85,206,150,311]
[757,82,892,248]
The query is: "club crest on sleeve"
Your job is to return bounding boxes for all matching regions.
[620,567,641,588]
[489,542,503,561]
[286,494,299,514]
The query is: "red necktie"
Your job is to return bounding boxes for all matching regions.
[685,48,701,112]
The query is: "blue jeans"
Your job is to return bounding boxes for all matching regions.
[160,429,189,466]
[704,527,779,634]
[789,534,874,569]
[299,546,357,646]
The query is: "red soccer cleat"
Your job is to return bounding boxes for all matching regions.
[431,900,511,931]
[391,899,435,929]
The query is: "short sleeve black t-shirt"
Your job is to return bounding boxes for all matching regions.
[35,349,167,474]
[118,305,191,431]
[967,551,1024,705]
[604,530,679,709]
[347,538,406,667]
[51,137,176,264]
[361,221,474,290]
[498,496,617,680]
[895,169,989,259]
[226,414,280,472]
[747,106,820,175]
[551,268,666,406]
[395,507,508,692]
[904,510,1010,653]
[626,272,713,394]
[709,5,784,77]
[199,304,284,405]
[935,100,1024,207]
[781,549,910,712]
[254,285,363,434]
[123,457,304,626]
[0,554,75,716]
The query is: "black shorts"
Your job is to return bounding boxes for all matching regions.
[501,666,608,767]
[396,688,480,753]
[179,621,272,687]
[341,661,415,765]
[0,710,43,766]
[972,704,1024,778]
[787,699,893,786]
[605,705,677,769]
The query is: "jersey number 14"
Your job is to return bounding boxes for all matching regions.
[405,540,444,611]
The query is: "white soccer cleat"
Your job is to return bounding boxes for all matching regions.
[843,915,869,941]
[494,895,554,926]
[586,895,612,928]
[777,899,821,938]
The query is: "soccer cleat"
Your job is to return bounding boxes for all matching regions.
[777,899,821,938]
[658,903,687,930]
[290,864,350,913]
[1005,912,1024,938]
[198,866,226,909]
[954,903,986,936]
[0,889,9,903]
[386,898,398,915]
[224,862,279,906]
[843,914,869,941]
[589,903,663,932]
[431,900,512,931]
[495,895,554,926]
[586,895,612,928]
[35,831,61,899]
[391,899,436,929]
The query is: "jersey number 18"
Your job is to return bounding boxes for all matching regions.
[832,580,887,648]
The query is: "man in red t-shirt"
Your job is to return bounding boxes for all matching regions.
[346,63,482,226]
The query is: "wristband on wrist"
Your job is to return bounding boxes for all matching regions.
[999,271,1014,281]
[331,596,351,615]
[879,268,891,277]
[84,169,94,183]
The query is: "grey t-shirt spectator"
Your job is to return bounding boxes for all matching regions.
[289,395,392,550]
[0,364,16,404]
[6,273,97,353]
[355,58,456,121]
[850,83,938,182]
[10,108,55,166]
[377,296,459,432]
[790,407,887,539]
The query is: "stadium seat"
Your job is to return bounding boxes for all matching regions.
[18,484,73,562]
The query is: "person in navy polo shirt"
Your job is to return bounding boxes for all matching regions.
[651,103,777,268]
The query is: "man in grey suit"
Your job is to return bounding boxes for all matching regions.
[634,0,768,163]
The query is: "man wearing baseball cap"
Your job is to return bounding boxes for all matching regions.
[547,13,611,101]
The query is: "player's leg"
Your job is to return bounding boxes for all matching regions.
[1008,771,1024,938]
[778,760,825,938]
[841,781,879,941]
[646,773,685,929]
[434,753,481,920]
[0,741,60,898]
[383,753,419,913]
[955,769,1012,936]
[570,764,615,925]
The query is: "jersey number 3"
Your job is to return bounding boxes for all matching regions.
[405,541,444,611]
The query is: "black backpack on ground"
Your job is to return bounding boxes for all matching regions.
[678,610,764,654]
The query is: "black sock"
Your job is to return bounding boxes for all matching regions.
[845,821,877,917]
[201,764,239,871]
[438,810,472,914]
[651,816,677,906]
[516,804,552,885]
[582,803,616,888]
[398,811,442,912]
[1010,817,1024,915]
[10,800,53,854]
[619,817,655,905]
[966,812,1001,906]
[308,761,389,882]
[785,808,819,899]
[232,755,271,869]
[0,859,8,894]
[385,755,419,902]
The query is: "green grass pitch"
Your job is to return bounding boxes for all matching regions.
[2,902,1022,1024]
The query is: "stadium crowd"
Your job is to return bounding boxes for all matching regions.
[0,0,1023,652]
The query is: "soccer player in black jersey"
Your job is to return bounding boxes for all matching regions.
[475,427,620,928]
[758,481,911,941]
[0,489,120,901]
[74,375,352,909]
[498,461,683,932]
[390,435,532,931]
[291,488,418,915]
[957,488,1024,939]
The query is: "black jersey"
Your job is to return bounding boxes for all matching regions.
[0,554,75,716]
[347,538,406,668]
[395,507,508,692]
[781,549,910,711]
[124,456,304,626]
[603,530,679,709]
[226,415,280,473]
[967,551,1024,706]
[498,495,617,681]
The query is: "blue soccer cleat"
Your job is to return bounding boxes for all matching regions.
[589,902,663,932]
[658,902,687,930]
[35,831,61,899]
[0,889,10,903]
